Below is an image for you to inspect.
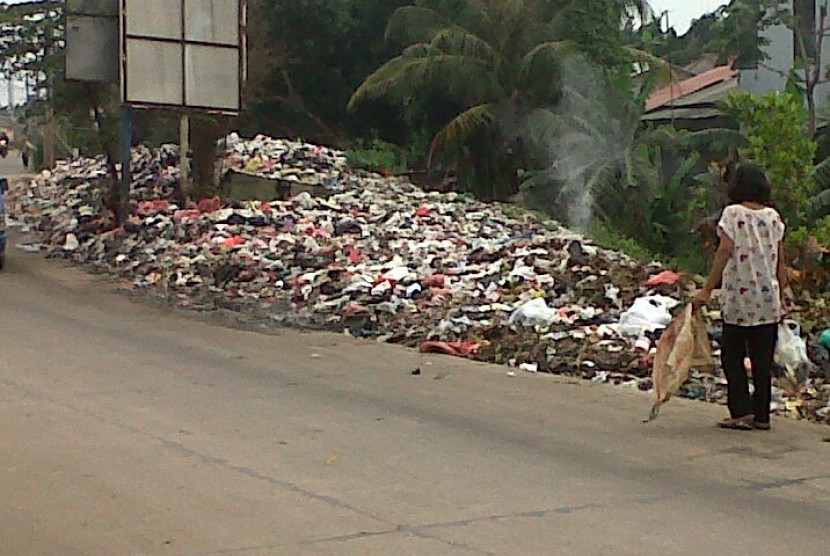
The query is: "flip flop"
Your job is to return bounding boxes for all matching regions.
[718,416,755,430]
[753,422,771,431]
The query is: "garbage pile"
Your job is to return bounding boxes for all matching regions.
[11,134,830,424]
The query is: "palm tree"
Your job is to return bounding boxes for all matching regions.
[348,0,664,200]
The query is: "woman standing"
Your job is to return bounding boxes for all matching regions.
[693,164,788,431]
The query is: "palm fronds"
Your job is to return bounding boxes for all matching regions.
[429,103,498,166]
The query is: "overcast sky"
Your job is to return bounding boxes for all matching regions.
[649,0,729,35]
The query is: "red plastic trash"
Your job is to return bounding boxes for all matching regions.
[420,341,482,359]
[197,197,222,214]
[422,274,446,288]
[222,237,247,248]
[646,270,681,287]
[346,246,363,264]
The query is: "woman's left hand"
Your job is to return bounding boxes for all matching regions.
[779,296,790,321]
[692,289,712,313]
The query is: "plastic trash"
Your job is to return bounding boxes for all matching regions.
[775,320,812,390]
[604,283,620,305]
[519,362,539,373]
[819,329,830,351]
[647,304,714,421]
[62,233,80,251]
[646,270,681,287]
[618,295,678,337]
[508,298,559,327]
[420,341,482,359]
[381,266,409,284]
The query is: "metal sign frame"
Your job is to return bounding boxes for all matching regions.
[65,0,120,83]
[120,0,247,115]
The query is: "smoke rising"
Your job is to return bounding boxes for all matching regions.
[520,54,633,232]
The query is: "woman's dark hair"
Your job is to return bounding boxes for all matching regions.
[728,163,772,205]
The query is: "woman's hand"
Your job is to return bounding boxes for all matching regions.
[692,288,712,314]
[779,294,790,321]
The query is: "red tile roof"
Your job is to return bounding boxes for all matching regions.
[646,65,740,112]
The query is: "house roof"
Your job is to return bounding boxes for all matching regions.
[683,53,720,76]
[645,65,740,113]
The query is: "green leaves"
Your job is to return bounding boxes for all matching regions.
[428,103,497,166]
[727,90,818,225]
[519,40,576,76]
[385,6,447,46]
[430,26,498,66]
[349,52,501,111]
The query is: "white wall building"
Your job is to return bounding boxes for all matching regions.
[741,0,830,107]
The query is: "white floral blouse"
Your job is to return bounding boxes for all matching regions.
[717,204,785,327]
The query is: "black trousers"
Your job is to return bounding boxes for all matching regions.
[721,324,778,424]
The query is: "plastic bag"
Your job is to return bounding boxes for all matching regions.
[618,295,679,337]
[509,298,558,327]
[775,320,811,391]
[647,304,715,421]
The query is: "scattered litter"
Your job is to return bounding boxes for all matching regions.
[646,270,681,287]
[10,134,830,425]
[519,362,539,373]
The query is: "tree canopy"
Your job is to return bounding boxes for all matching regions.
[5,0,830,269]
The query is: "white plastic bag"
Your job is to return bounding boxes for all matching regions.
[618,295,679,337]
[775,320,811,389]
[508,298,558,327]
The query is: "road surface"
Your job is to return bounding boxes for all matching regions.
[2,162,830,555]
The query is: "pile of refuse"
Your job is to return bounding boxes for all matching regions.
[10,134,830,424]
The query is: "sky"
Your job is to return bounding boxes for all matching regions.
[649,0,729,35]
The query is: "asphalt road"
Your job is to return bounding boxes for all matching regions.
[2,163,830,555]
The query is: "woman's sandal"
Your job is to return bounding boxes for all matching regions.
[718,415,755,430]
[753,422,771,431]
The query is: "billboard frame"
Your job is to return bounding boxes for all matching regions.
[120,0,247,115]
[65,0,120,83]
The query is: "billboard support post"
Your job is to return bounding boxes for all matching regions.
[120,105,133,224]
[180,114,190,197]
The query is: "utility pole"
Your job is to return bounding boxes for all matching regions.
[43,71,56,168]
[7,72,14,119]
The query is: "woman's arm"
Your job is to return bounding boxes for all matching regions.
[694,235,734,308]
[704,236,734,292]
[777,241,788,311]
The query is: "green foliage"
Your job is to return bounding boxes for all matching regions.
[346,139,406,173]
[811,217,830,246]
[349,0,665,200]
[594,125,715,273]
[790,218,830,252]
[591,222,660,262]
[241,0,411,145]
[555,0,626,66]
[629,0,765,69]
[591,222,695,271]
[726,91,817,225]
